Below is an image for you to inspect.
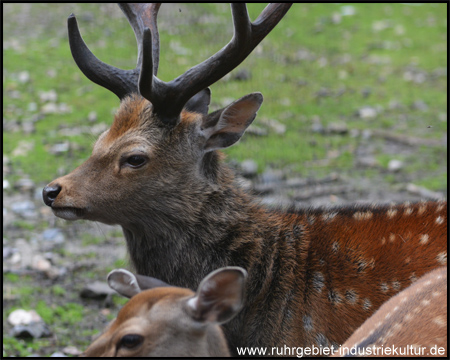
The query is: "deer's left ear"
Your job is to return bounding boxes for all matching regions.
[184,88,211,115]
[201,93,263,152]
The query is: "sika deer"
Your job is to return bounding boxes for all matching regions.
[83,267,246,357]
[333,267,447,357]
[42,3,447,355]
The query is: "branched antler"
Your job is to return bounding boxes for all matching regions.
[68,3,292,126]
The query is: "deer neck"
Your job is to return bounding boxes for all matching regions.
[120,163,260,288]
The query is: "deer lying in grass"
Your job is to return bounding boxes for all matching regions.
[42,3,447,355]
[333,267,447,357]
[82,267,246,357]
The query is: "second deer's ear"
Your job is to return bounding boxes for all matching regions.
[107,269,142,298]
[186,266,247,324]
[107,269,171,298]
[202,93,263,152]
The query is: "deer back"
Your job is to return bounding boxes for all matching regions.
[333,267,447,357]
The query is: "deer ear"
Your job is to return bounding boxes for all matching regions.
[107,269,142,298]
[184,88,211,115]
[107,269,171,298]
[202,93,263,152]
[186,267,247,324]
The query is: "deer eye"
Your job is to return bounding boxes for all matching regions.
[119,334,143,349]
[125,155,147,168]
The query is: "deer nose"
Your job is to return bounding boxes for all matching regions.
[42,184,62,207]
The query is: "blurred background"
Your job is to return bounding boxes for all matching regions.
[3,3,447,356]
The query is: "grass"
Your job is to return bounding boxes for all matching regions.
[2,3,447,357]
[3,3,447,190]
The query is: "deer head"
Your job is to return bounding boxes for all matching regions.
[82,267,247,357]
[42,3,291,228]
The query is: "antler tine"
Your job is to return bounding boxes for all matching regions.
[68,13,139,99]
[141,3,292,125]
[118,3,161,76]
[67,3,161,100]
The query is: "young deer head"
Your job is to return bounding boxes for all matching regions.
[333,267,447,357]
[42,3,447,355]
[82,267,247,357]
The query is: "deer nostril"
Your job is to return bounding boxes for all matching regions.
[42,184,62,207]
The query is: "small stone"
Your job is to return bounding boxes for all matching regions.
[246,125,268,136]
[62,346,82,356]
[32,255,52,272]
[8,309,42,326]
[18,71,30,84]
[357,106,377,119]
[240,160,258,178]
[3,179,10,189]
[49,142,69,155]
[340,5,355,16]
[42,228,65,244]
[327,122,348,135]
[80,281,117,299]
[41,103,58,114]
[14,178,35,192]
[10,252,22,264]
[11,201,36,218]
[411,100,428,111]
[28,102,38,112]
[406,183,444,199]
[232,68,251,81]
[50,352,67,357]
[387,159,403,172]
[88,111,97,122]
[260,118,286,135]
[39,90,58,102]
[22,121,36,135]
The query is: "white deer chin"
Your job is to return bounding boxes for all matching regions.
[52,207,84,221]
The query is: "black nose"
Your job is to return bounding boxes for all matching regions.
[42,184,62,207]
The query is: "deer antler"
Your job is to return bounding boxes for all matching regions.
[68,3,292,126]
[68,3,160,99]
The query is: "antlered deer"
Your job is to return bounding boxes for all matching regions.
[333,267,447,357]
[42,3,447,355]
[82,267,246,357]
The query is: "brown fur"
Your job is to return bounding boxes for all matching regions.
[333,267,447,357]
[45,94,447,355]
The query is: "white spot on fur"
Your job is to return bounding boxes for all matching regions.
[404,207,413,216]
[353,211,373,220]
[433,315,447,327]
[381,237,386,245]
[392,280,401,291]
[389,233,396,242]
[417,205,426,215]
[386,209,398,218]
[362,298,372,311]
[436,252,447,265]
[322,212,338,222]
[380,282,389,293]
[419,234,429,245]
[331,242,339,253]
[410,272,418,283]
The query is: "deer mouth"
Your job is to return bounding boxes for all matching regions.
[52,207,86,220]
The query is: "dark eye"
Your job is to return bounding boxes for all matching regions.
[126,155,146,168]
[119,334,143,349]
